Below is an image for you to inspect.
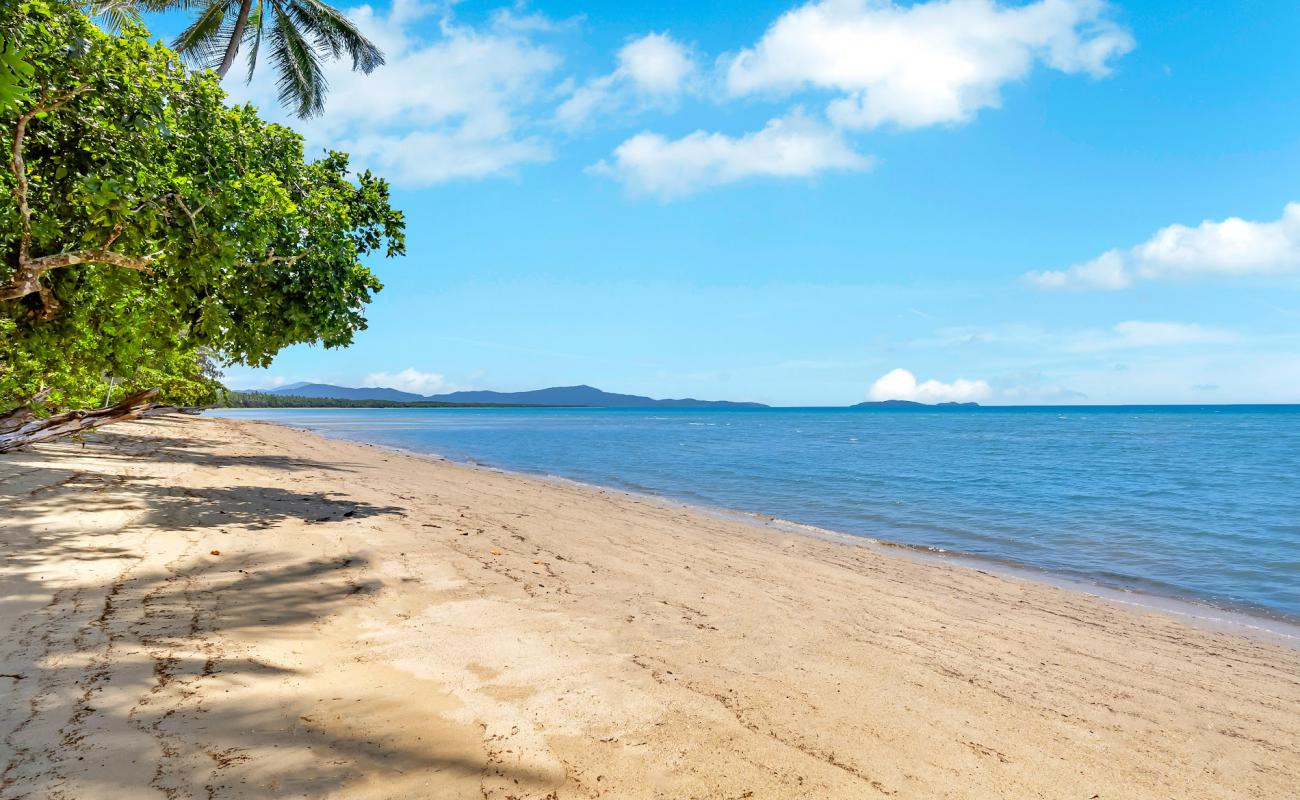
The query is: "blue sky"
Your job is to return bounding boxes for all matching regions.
[165,0,1300,405]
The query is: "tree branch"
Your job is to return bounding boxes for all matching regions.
[10,84,92,265]
[26,248,154,273]
[246,249,312,268]
[0,249,156,305]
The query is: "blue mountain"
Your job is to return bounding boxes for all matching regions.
[261,383,767,408]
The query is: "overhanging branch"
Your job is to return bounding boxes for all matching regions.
[0,249,156,303]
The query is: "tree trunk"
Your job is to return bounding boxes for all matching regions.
[217,0,254,79]
[0,389,171,453]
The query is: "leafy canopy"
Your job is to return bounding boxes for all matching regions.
[0,0,405,412]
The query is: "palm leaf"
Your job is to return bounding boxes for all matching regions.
[173,0,240,71]
[83,0,142,33]
[268,0,326,117]
[288,0,383,73]
[244,0,265,81]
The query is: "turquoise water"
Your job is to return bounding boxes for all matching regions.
[213,406,1300,621]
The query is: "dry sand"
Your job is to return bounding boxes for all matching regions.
[2,416,1298,799]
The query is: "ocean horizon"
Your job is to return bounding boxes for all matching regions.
[213,405,1300,623]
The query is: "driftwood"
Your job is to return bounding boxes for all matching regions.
[0,388,194,453]
[0,387,53,435]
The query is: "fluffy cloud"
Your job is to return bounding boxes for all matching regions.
[724,0,1133,130]
[556,32,696,128]
[364,368,459,394]
[591,112,871,198]
[868,368,992,402]
[224,1,560,186]
[1026,202,1300,289]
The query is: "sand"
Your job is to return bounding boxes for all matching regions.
[1,415,1298,799]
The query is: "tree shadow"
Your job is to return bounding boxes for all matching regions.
[0,423,558,797]
[3,553,555,796]
[25,423,361,473]
[2,461,403,543]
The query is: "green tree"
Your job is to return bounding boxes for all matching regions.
[0,0,405,413]
[172,0,384,117]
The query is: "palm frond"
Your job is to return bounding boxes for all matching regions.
[288,0,384,73]
[137,0,190,10]
[268,0,326,117]
[83,0,143,33]
[173,0,240,71]
[244,0,265,82]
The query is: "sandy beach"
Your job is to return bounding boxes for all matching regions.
[1,416,1298,799]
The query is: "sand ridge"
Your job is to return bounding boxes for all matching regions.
[2,416,1298,798]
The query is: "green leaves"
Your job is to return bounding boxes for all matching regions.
[1,1,404,412]
[0,38,33,112]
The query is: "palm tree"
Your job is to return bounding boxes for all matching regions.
[171,0,384,118]
[82,0,177,34]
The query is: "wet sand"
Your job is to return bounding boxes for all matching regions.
[2,416,1297,798]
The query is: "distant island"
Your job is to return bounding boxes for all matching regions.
[852,399,981,409]
[224,383,769,409]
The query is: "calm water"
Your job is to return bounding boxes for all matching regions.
[213,406,1300,621]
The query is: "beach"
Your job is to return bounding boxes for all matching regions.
[2,416,1298,799]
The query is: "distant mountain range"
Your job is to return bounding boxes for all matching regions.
[237,382,982,409]
[251,383,769,408]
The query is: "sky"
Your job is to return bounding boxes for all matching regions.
[155,0,1300,406]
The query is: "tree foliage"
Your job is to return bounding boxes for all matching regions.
[0,1,405,414]
[0,0,31,111]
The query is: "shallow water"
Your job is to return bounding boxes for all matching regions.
[212,406,1300,621]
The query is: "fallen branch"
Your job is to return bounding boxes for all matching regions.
[0,387,51,434]
[138,404,208,417]
[0,388,169,453]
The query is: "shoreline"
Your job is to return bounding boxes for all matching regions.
[214,411,1300,645]
[4,415,1298,799]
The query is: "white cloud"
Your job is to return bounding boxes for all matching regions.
[724,0,1133,130]
[224,1,561,186]
[868,368,991,402]
[556,32,695,129]
[591,112,871,198]
[364,368,460,394]
[339,130,551,185]
[1027,203,1300,289]
[621,33,695,95]
[1025,250,1132,289]
[1109,321,1235,348]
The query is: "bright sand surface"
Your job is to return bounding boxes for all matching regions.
[2,417,1298,799]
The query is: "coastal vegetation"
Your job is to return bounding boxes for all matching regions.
[0,0,403,445]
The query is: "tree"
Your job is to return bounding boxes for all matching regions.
[172,0,384,117]
[1,0,405,417]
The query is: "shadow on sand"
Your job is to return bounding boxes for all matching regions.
[0,422,553,796]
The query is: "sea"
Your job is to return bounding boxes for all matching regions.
[211,406,1300,625]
